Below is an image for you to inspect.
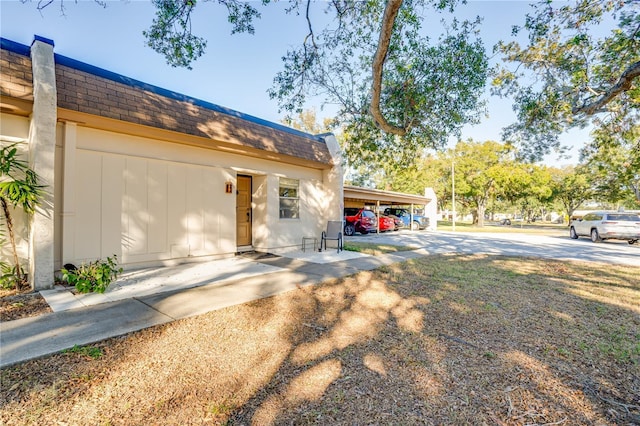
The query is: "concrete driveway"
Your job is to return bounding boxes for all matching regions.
[347,229,640,267]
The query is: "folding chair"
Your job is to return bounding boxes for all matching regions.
[321,220,343,253]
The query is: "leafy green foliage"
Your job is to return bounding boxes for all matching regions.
[446,139,517,226]
[281,108,333,134]
[137,0,489,167]
[493,0,640,160]
[549,165,593,219]
[0,144,42,215]
[143,0,269,69]
[271,4,488,167]
[0,261,27,290]
[580,121,640,207]
[61,256,123,294]
[0,143,43,289]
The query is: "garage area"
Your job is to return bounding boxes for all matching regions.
[343,185,438,233]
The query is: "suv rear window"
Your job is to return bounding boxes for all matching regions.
[607,214,640,221]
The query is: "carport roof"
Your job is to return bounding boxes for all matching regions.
[344,185,431,205]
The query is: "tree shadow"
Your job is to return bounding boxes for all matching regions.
[1,254,638,425]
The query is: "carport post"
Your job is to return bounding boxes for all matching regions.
[410,203,414,231]
[376,200,380,234]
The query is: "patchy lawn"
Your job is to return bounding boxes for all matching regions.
[344,241,419,255]
[1,255,638,425]
[437,221,567,235]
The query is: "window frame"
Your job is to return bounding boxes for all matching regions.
[279,177,300,220]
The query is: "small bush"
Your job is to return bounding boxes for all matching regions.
[61,255,123,294]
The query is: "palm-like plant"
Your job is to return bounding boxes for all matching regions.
[0,143,43,289]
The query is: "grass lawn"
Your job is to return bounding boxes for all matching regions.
[344,241,419,255]
[437,220,568,235]
[1,255,638,425]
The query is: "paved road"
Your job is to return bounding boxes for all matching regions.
[348,229,640,267]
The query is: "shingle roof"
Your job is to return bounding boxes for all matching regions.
[1,37,333,166]
[0,40,33,103]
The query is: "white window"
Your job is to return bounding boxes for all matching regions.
[279,178,299,219]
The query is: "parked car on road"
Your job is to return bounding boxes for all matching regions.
[344,208,395,236]
[569,211,640,244]
[383,207,429,230]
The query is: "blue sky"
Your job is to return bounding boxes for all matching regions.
[1,0,593,165]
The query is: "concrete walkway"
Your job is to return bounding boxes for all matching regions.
[1,248,426,368]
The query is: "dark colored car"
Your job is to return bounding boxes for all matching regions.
[388,215,403,230]
[344,208,395,236]
[383,208,429,230]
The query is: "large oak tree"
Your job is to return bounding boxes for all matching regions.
[493,0,639,160]
[28,0,488,167]
[27,0,636,168]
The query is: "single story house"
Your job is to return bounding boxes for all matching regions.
[1,36,343,290]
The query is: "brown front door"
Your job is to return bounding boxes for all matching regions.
[236,175,252,247]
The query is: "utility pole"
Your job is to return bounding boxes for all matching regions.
[452,160,456,232]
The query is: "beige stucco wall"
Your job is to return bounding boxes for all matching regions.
[59,125,336,268]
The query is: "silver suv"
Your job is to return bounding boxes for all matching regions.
[570,211,640,244]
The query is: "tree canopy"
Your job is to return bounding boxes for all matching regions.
[493,0,640,161]
[581,121,640,206]
[138,0,490,166]
[25,0,637,169]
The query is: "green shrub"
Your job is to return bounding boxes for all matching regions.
[61,255,123,294]
[0,261,27,290]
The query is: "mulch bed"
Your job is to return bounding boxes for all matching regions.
[0,290,52,321]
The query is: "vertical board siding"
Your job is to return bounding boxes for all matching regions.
[74,151,102,261]
[124,157,149,256]
[186,167,205,255]
[147,161,168,254]
[167,163,189,258]
[101,155,124,259]
[73,150,236,266]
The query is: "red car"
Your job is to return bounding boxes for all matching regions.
[344,208,395,236]
[379,215,396,232]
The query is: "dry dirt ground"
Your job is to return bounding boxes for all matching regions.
[1,254,639,425]
[0,287,51,321]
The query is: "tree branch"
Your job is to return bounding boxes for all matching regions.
[573,60,640,115]
[370,0,407,136]
[304,0,317,50]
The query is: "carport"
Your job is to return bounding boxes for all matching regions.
[344,185,437,232]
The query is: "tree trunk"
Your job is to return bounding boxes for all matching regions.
[0,196,22,288]
[476,203,486,227]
